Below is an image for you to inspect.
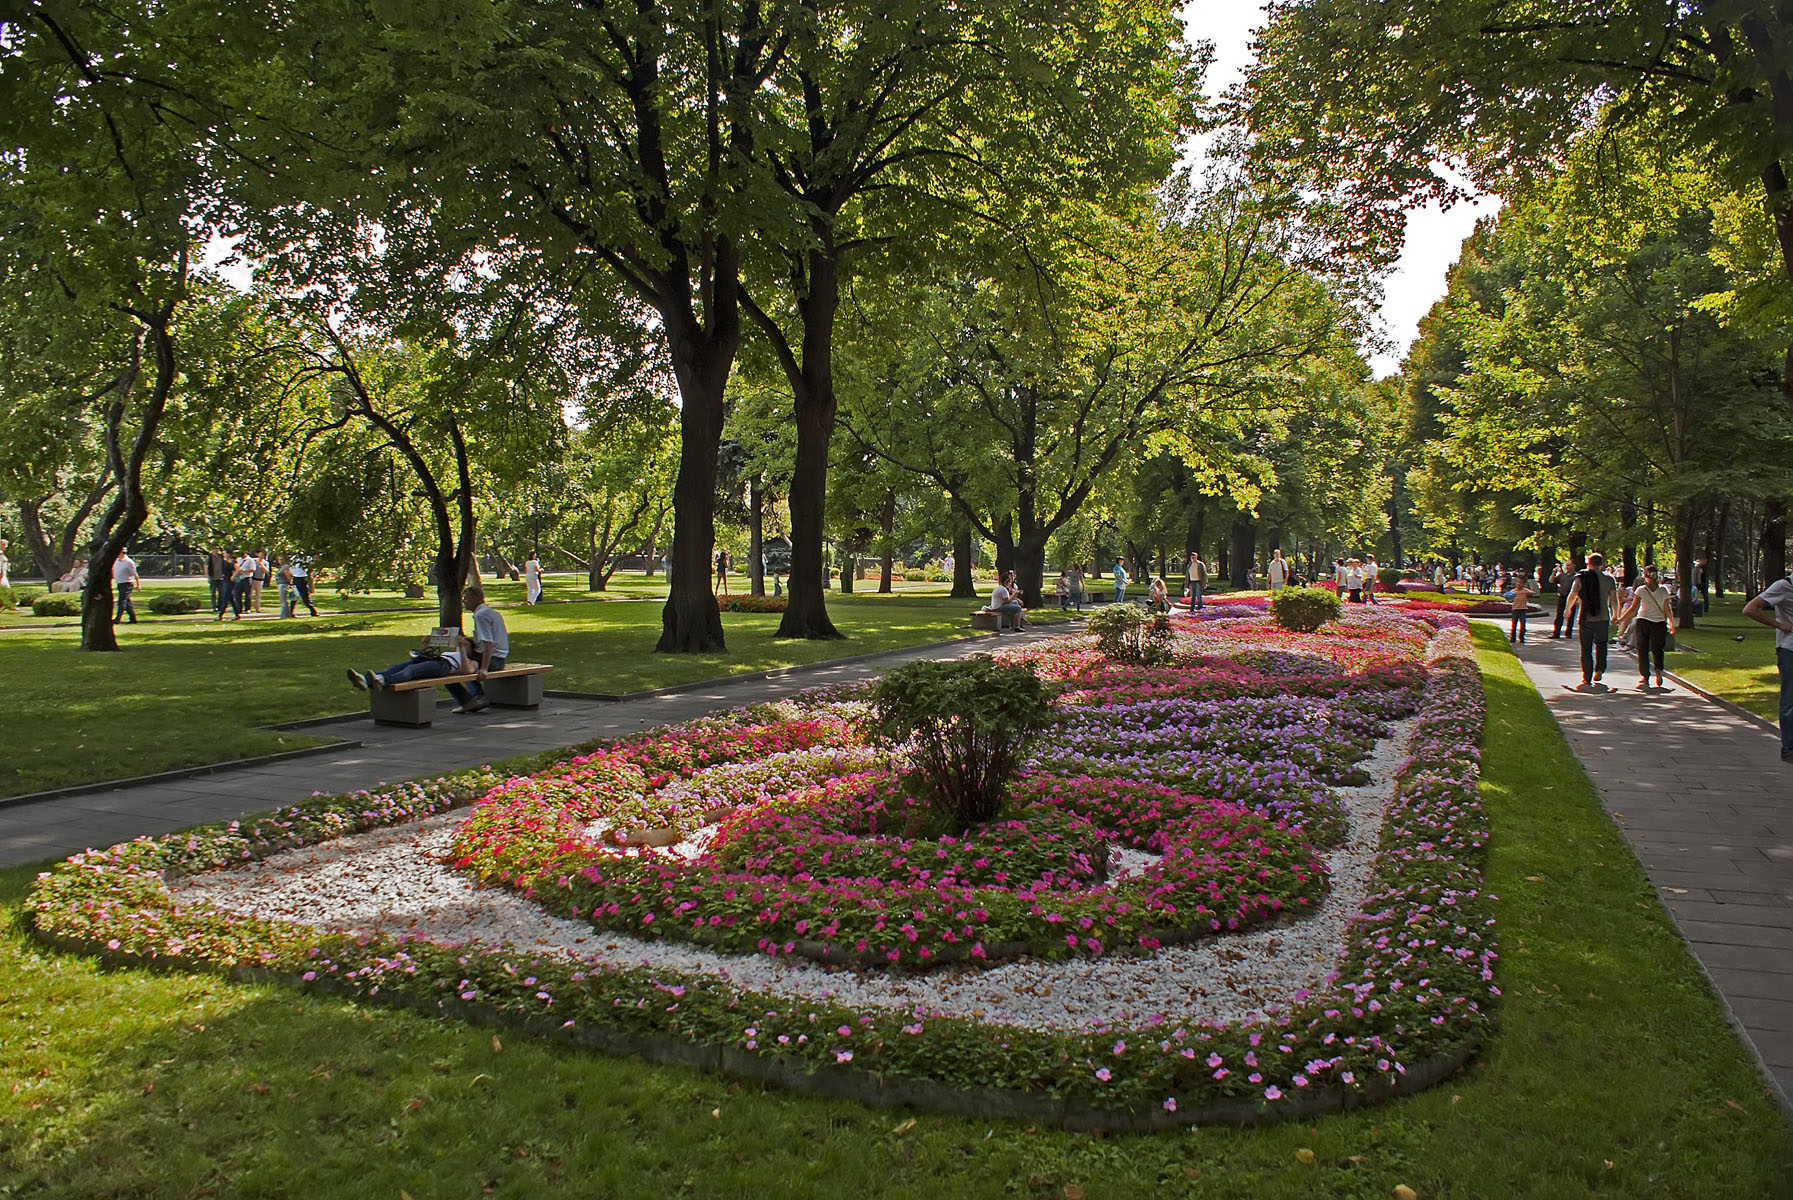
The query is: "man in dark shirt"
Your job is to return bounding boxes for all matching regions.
[1566,552,1618,688]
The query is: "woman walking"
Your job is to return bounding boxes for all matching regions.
[524,551,543,605]
[1620,564,1676,689]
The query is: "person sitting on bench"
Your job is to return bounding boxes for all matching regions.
[344,587,506,714]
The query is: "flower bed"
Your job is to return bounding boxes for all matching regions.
[25,610,1496,1129]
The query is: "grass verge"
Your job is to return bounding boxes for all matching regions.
[1,621,1788,1197]
[1666,594,1782,724]
[0,590,1071,796]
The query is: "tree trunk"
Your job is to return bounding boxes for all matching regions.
[748,474,765,596]
[83,312,176,652]
[656,306,732,652]
[1676,502,1698,630]
[877,489,895,593]
[1620,496,1638,585]
[1714,500,1730,596]
[1763,498,1788,585]
[1229,518,1255,588]
[950,524,976,599]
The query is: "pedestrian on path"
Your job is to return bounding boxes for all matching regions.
[1565,552,1618,688]
[1508,573,1533,644]
[1550,560,1576,639]
[524,551,543,605]
[1618,564,1675,690]
[1112,559,1128,604]
[1742,572,1793,762]
[111,552,139,624]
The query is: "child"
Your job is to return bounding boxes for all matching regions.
[1510,574,1534,644]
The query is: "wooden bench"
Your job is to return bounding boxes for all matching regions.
[970,609,1020,631]
[370,663,555,727]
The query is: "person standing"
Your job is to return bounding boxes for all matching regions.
[250,549,270,613]
[1268,548,1288,594]
[1112,559,1129,604]
[275,556,295,617]
[213,550,235,620]
[0,537,9,589]
[1055,569,1070,610]
[1187,553,1208,611]
[1364,555,1380,605]
[206,547,228,616]
[715,548,730,595]
[524,551,543,605]
[1508,573,1533,644]
[1742,571,1793,763]
[1565,552,1618,688]
[289,553,320,617]
[228,550,255,620]
[1550,560,1577,639]
[1619,564,1676,689]
[1066,564,1085,612]
[111,551,140,624]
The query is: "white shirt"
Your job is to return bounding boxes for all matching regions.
[471,603,509,659]
[1759,577,1793,652]
[989,583,1011,608]
[112,555,137,584]
[1632,583,1672,623]
[1268,557,1286,585]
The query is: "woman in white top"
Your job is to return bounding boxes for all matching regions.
[524,551,543,605]
[1619,564,1676,688]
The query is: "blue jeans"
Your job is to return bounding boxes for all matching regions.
[1113,580,1126,603]
[380,655,502,706]
[1779,647,1791,758]
[1189,580,1203,610]
[994,602,1024,630]
[113,581,136,623]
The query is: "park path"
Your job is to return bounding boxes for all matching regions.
[1498,620,1793,1113]
[0,624,1067,869]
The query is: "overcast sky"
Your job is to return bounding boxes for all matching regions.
[1184,2,1499,378]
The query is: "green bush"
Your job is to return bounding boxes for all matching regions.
[32,592,81,617]
[1269,585,1340,632]
[1378,567,1403,588]
[146,592,201,614]
[1087,602,1175,664]
[0,583,16,610]
[869,656,1054,832]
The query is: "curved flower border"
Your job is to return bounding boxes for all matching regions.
[24,614,1495,1129]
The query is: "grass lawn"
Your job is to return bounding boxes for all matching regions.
[1666,593,1783,724]
[2,622,1788,1197]
[0,586,1072,796]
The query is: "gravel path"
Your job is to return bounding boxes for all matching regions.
[174,712,1418,1033]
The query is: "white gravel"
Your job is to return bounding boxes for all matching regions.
[173,710,1420,1032]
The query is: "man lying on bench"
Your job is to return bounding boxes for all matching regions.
[344,584,509,715]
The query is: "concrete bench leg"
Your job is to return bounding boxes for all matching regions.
[370,687,435,727]
[483,673,544,708]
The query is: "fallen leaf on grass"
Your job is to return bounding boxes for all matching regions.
[140,1080,154,1095]
[711,1109,721,1119]
[249,1083,270,1095]
[1295,1148,1315,1164]
[405,1099,424,1114]
[491,1036,502,1053]
[1724,1100,1746,1113]
[1063,1186,1085,1200]
[891,1119,916,1136]
[1393,1186,1418,1200]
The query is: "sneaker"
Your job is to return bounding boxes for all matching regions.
[346,668,369,691]
[454,697,491,715]
[368,672,386,692]
[1594,672,1603,682]
[1655,675,1666,688]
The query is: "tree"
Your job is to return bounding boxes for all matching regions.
[1245,0,1793,574]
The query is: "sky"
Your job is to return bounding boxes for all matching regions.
[1184,2,1500,378]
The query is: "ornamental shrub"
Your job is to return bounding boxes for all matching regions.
[1087,603,1174,664]
[1268,585,1339,632]
[1377,566,1403,588]
[0,583,15,609]
[147,592,201,614]
[870,655,1054,832]
[32,593,80,616]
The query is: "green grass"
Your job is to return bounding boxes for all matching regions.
[0,586,1069,796]
[1666,593,1782,723]
[2,622,1788,1197]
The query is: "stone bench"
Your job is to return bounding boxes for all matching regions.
[370,663,554,727]
[970,609,1013,631]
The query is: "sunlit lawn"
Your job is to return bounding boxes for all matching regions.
[1,624,1788,1198]
[1666,593,1782,723]
[0,583,1066,796]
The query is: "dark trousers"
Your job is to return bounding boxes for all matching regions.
[1778,647,1791,759]
[229,578,249,616]
[1634,619,1668,678]
[1553,590,1574,637]
[208,579,225,612]
[457,654,506,704]
[1579,618,1610,682]
[113,581,136,623]
[293,576,318,615]
[1509,610,1526,642]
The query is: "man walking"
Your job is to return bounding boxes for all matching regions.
[1268,548,1288,594]
[1550,560,1576,639]
[1188,553,1208,611]
[289,553,320,617]
[1742,572,1793,763]
[112,550,140,624]
[1565,552,1618,688]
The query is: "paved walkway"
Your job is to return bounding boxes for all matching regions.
[1498,620,1793,1112]
[0,625,1067,868]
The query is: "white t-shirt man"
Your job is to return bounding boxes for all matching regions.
[1752,575,1793,653]
[112,554,138,586]
[1268,553,1287,590]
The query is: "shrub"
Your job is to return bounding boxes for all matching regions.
[1087,602,1175,664]
[32,593,81,617]
[1378,567,1403,588]
[146,592,201,614]
[869,655,1054,832]
[717,594,787,613]
[0,583,15,610]
[1269,585,1340,632]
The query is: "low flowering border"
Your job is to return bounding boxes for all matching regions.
[24,614,1496,1130]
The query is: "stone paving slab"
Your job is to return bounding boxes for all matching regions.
[1500,620,1793,1115]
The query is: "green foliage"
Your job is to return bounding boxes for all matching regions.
[1269,585,1340,633]
[1377,567,1403,588]
[1087,602,1175,664]
[31,593,80,617]
[145,592,200,615]
[869,656,1053,832]
[0,584,16,610]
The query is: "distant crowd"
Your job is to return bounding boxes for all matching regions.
[202,548,319,620]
